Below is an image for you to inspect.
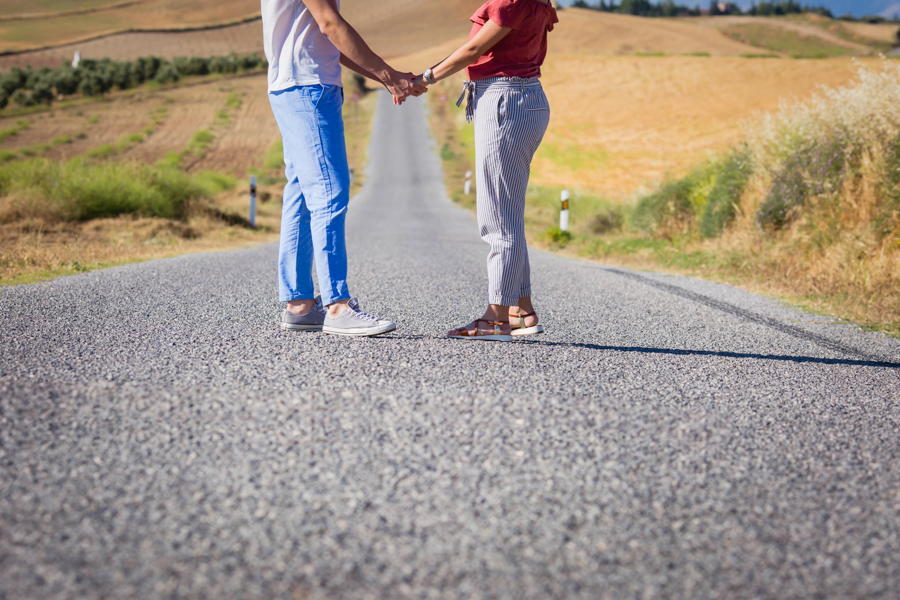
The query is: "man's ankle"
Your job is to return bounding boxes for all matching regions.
[326,299,350,318]
[287,299,316,316]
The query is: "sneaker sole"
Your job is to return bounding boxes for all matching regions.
[322,322,396,337]
[281,323,324,332]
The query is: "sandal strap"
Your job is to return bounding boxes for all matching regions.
[455,319,509,337]
[509,311,536,328]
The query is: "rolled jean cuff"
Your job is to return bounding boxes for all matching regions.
[321,291,351,307]
[281,291,316,302]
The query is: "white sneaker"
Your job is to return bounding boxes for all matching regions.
[322,298,396,337]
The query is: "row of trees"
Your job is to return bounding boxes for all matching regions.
[0,53,267,110]
[572,0,899,22]
[571,0,702,16]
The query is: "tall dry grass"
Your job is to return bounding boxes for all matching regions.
[633,60,900,333]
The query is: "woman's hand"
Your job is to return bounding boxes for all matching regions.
[412,74,428,88]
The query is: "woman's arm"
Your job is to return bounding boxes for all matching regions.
[415,20,512,86]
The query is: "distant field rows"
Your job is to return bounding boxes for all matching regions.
[0,73,279,176]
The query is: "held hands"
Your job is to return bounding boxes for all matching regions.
[384,69,428,105]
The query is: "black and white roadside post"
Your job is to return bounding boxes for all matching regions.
[249,175,257,229]
[560,189,570,232]
[465,171,472,196]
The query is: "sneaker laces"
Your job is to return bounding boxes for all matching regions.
[346,298,380,324]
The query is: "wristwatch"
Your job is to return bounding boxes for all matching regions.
[423,68,436,85]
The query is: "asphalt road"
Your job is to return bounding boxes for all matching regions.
[2,91,900,600]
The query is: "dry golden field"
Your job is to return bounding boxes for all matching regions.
[395,8,886,200]
[533,55,876,199]
[3,1,897,303]
[0,0,261,53]
[0,0,481,66]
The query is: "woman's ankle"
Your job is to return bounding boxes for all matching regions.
[511,297,535,316]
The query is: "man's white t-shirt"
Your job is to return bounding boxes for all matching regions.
[261,0,342,93]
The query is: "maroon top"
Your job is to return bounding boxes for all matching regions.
[465,0,558,81]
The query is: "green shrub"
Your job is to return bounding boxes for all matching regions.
[0,149,17,163]
[156,151,183,169]
[11,89,33,107]
[86,144,116,159]
[700,147,752,238]
[189,129,214,155]
[153,63,180,85]
[0,89,7,110]
[52,67,81,95]
[225,91,242,109]
[0,158,219,222]
[51,135,72,146]
[874,136,900,240]
[193,171,236,196]
[757,132,848,230]
[30,77,54,105]
[544,226,572,244]
[173,56,209,77]
[633,175,696,233]
[78,72,104,97]
[0,73,20,96]
[122,132,145,144]
[590,207,624,234]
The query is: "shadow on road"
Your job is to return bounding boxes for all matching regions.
[519,339,900,369]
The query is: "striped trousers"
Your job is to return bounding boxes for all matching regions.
[471,76,550,306]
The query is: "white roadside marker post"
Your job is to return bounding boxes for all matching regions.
[249,175,257,229]
[464,171,472,195]
[560,189,570,232]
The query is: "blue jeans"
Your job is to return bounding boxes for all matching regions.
[268,85,350,306]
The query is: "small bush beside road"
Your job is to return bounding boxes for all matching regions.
[0,158,234,223]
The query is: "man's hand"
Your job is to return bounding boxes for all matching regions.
[384,69,428,105]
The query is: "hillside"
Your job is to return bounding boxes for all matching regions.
[1,2,889,200]
[0,0,483,65]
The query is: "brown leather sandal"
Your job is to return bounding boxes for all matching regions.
[447,318,512,342]
[509,311,544,336]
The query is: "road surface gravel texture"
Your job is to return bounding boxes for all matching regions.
[2,92,900,600]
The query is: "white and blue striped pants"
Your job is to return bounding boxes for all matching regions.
[470,76,550,306]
